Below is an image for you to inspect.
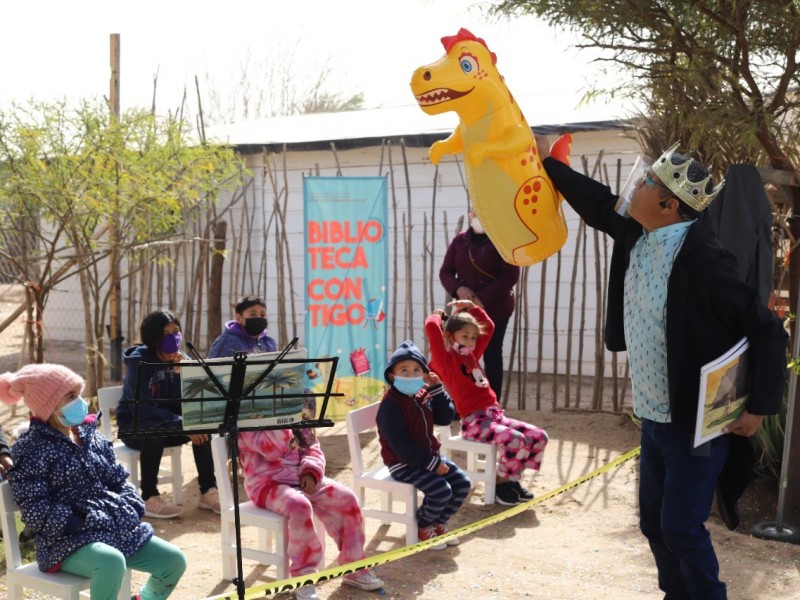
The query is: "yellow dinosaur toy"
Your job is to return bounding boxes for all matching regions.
[410,28,572,266]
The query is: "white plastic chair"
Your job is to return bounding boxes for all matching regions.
[345,402,419,546]
[210,435,325,581]
[0,481,131,600]
[97,385,184,504]
[438,421,498,505]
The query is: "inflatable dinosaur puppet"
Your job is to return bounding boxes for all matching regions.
[410,28,572,266]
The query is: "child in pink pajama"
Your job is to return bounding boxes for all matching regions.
[238,427,383,600]
[209,297,383,600]
[425,299,549,506]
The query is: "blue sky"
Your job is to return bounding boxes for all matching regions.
[0,0,637,124]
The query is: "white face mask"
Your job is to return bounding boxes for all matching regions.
[471,217,485,234]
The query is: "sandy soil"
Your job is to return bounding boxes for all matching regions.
[3,407,800,600]
[1,284,799,599]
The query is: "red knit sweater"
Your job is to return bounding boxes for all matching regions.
[425,306,500,418]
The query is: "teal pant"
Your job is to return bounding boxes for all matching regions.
[60,536,187,600]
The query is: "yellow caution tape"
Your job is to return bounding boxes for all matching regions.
[206,445,641,599]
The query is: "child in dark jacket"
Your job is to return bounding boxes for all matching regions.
[377,341,471,550]
[0,425,11,480]
[0,363,187,600]
[118,310,219,519]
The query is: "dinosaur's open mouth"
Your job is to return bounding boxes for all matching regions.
[415,87,473,106]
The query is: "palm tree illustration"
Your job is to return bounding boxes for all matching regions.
[258,367,303,412]
[183,377,227,422]
[241,371,269,410]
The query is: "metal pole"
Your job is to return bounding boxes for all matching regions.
[752,292,800,544]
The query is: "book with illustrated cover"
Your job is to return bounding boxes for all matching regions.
[694,337,750,448]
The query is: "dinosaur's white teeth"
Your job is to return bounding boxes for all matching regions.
[416,89,452,105]
[415,86,472,106]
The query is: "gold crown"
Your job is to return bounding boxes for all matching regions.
[652,142,725,212]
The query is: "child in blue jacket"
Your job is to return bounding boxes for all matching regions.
[0,363,187,600]
[376,340,471,549]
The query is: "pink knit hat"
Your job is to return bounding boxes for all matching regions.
[0,364,85,420]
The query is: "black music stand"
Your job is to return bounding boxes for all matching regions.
[121,337,338,600]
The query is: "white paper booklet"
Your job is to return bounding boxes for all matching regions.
[694,337,750,448]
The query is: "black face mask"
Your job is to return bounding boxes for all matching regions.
[243,317,268,336]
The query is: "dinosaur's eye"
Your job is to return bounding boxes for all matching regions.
[459,53,478,74]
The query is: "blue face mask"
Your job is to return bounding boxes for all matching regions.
[57,397,88,427]
[157,332,182,354]
[393,376,425,396]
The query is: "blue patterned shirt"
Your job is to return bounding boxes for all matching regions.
[623,221,693,422]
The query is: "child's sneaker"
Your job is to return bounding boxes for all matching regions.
[294,584,320,600]
[144,495,183,519]
[434,523,460,546]
[511,480,535,501]
[342,569,384,590]
[495,481,522,506]
[418,525,447,550]
[198,487,222,514]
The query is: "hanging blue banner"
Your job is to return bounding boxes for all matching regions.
[304,176,388,420]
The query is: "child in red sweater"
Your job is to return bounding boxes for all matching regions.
[425,300,548,505]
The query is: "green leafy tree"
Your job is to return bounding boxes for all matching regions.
[490,1,799,252]
[0,100,245,392]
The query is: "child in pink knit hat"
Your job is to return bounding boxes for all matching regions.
[0,364,188,599]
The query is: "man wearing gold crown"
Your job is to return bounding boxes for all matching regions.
[538,138,787,599]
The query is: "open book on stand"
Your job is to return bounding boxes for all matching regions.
[694,336,750,448]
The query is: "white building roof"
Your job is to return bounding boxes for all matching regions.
[202,105,629,149]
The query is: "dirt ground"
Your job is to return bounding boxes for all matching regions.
[1,287,800,599]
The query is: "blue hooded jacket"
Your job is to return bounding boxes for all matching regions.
[8,416,152,571]
[117,344,186,434]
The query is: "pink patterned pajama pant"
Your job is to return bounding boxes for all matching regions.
[461,406,549,479]
[253,478,366,577]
